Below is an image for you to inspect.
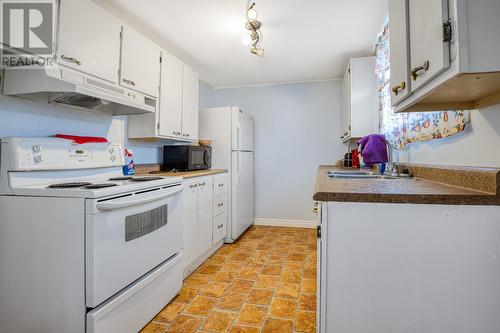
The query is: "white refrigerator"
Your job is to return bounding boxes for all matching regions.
[199,107,254,243]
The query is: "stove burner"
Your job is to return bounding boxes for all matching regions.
[130,176,163,182]
[48,182,92,188]
[84,183,118,189]
[109,177,133,181]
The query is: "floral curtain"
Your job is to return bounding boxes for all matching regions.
[375,24,469,149]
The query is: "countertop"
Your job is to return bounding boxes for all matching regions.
[313,165,500,205]
[148,169,228,179]
[134,164,227,179]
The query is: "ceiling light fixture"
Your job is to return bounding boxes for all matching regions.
[244,2,264,57]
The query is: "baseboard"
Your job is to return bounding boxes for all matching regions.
[253,218,316,229]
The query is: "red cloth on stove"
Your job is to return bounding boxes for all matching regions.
[54,134,108,144]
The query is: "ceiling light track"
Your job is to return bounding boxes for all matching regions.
[243,2,264,57]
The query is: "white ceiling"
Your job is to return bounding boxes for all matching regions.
[94,0,388,88]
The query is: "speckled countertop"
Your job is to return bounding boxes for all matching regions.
[135,164,227,179]
[313,165,500,205]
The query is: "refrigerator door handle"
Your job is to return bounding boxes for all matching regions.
[235,152,241,186]
[236,125,242,151]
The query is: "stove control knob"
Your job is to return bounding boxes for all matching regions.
[32,145,41,153]
[34,155,43,164]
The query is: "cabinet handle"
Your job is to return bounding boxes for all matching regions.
[122,78,136,86]
[183,133,190,138]
[172,131,181,136]
[60,55,81,66]
[199,182,206,187]
[392,81,406,96]
[218,224,224,229]
[189,184,198,189]
[218,202,224,207]
[313,202,319,214]
[218,184,224,187]
[411,60,430,81]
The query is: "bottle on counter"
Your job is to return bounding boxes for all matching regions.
[123,149,135,176]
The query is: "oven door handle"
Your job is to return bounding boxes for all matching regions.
[96,187,182,211]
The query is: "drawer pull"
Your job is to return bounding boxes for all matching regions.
[199,182,206,187]
[218,184,224,187]
[61,55,81,66]
[217,224,224,229]
[411,60,430,81]
[189,184,198,189]
[172,131,181,136]
[392,81,406,96]
[218,202,224,207]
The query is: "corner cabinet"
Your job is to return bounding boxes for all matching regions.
[340,57,379,142]
[182,173,228,277]
[181,65,200,142]
[390,0,500,112]
[128,51,200,142]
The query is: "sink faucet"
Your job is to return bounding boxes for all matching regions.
[385,140,397,176]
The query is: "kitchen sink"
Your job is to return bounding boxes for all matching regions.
[327,170,411,180]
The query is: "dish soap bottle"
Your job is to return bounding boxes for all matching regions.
[122,149,135,176]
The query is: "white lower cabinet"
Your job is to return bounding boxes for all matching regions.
[212,213,227,246]
[318,202,500,333]
[182,173,228,277]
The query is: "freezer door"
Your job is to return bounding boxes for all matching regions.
[231,151,254,240]
[232,108,254,151]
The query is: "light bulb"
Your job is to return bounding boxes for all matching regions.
[250,47,264,57]
[247,8,257,20]
[241,34,252,46]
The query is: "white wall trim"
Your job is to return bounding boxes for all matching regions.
[253,218,316,229]
[212,78,342,90]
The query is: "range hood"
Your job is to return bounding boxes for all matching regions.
[2,67,156,115]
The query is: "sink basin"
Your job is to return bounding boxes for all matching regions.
[327,170,411,180]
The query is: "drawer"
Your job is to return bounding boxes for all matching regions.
[213,173,228,195]
[87,254,183,333]
[213,193,226,217]
[212,212,227,245]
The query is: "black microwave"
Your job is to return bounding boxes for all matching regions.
[162,145,212,171]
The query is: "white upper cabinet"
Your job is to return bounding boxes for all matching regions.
[158,51,184,139]
[57,0,121,83]
[389,0,411,104]
[340,57,379,142]
[120,26,161,97]
[408,0,450,91]
[128,59,200,141]
[181,64,200,142]
[392,0,500,112]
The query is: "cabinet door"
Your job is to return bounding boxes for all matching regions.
[389,0,411,105]
[158,51,183,138]
[57,0,121,83]
[120,26,161,97]
[181,64,200,141]
[409,0,450,91]
[340,66,351,141]
[182,180,199,269]
[197,177,213,255]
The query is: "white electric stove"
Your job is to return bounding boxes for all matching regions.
[0,137,184,333]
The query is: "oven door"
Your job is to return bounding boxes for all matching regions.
[188,146,211,170]
[85,184,183,308]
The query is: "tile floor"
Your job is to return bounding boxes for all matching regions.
[141,226,317,333]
